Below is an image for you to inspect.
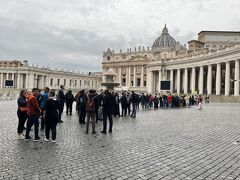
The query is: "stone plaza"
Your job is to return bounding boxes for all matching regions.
[1,100,240,180]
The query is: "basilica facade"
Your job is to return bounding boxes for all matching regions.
[102,25,240,96]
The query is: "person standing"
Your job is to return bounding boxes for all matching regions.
[113,92,120,117]
[25,88,41,141]
[96,90,104,122]
[198,95,203,110]
[126,92,131,115]
[65,90,74,115]
[131,91,138,118]
[86,90,97,134]
[101,89,114,134]
[17,90,28,139]
[39,87,50,130]
[57,85,65,123]
[120,92,127,116]
[44,90,60,143]
[78,90,87,124]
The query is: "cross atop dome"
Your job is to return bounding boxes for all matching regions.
[162,24,169,35]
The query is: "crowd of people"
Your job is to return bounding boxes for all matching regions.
[16,85,207,142]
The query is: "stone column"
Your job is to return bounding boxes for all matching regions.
[133,66,136,87]
[17,73,21,89]
[128,66,131,87]
[234,60,239,96]
[0,73,3,88]
[42,75,45,89]
[140,66,144,87]
[199,66,204,94]
[159,69,162,92]
[170,69,173,93]
[28,74,34,89]
[118,67,122,86]
[216,63,221,95]
[191,67,196,93]
[225,61,230,96]
[177,69,181,94]
[6,73,9,80]
[147,68,153,94]
[207,65,212,94]
[184,68,188,94]
[25,73,29,89]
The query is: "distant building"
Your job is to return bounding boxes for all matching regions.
[102,25,240,96]
[0,60,102,90]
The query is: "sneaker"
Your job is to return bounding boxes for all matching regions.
[25,136,32,140]
[17,134,24,140]
[44,138,49,142]
[100,130,107,134]
[52,140,56,143]
[58,120,63,123]
[33,137,41,142]
[92,131,97,134]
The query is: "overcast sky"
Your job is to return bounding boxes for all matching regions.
[0,0,239,72]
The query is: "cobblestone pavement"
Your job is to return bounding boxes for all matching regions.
[1,100,240,180]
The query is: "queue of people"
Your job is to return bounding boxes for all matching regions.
[17,85,207,142]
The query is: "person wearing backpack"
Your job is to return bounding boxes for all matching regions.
[39,87,50,130]
[126,92,131,115]
[86,89,97,134]
[65,90,74,115]
[78,90,87,124]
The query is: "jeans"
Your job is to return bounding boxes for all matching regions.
[103,112,113,132]
[86,112,96,133]
[45,122,57,140]
[131,103,137,117]
[79,107,86,123]
[25,115,39,139]
[66,102,73,115]
[17,110,28,134]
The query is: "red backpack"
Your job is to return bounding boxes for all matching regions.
[86,98,95,112]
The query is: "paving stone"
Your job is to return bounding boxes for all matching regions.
[1,101,240,179]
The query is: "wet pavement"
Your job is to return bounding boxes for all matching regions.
[0,100,240,180]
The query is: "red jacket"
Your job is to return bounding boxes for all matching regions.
[27,95,40,116]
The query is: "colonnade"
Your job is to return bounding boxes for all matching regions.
[149,59,240,96]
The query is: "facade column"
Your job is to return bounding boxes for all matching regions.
[207,65,212,94]
[170,69,173,93]
[199,66,204,94]
[147,68,153,94]
[140,66,144,87]
[128,66,131,87]
[225,61,230,96]
[177,69,181,94]
[12,73,15,88]
[234,60,240,96]
[191,67,196,93]
[28,73,34,89]
[184,68,188,94]
[133,66,136,87]
[6,73,9,80]
[118,67,122,86]
[25,73,29,89]
[159,69,162,92]
[17,73,20,89]
[0,73,3,88]
[216,63,221,95]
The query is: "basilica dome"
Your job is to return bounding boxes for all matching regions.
[152,24,177,50]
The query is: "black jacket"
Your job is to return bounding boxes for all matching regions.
[103,92,114,114]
